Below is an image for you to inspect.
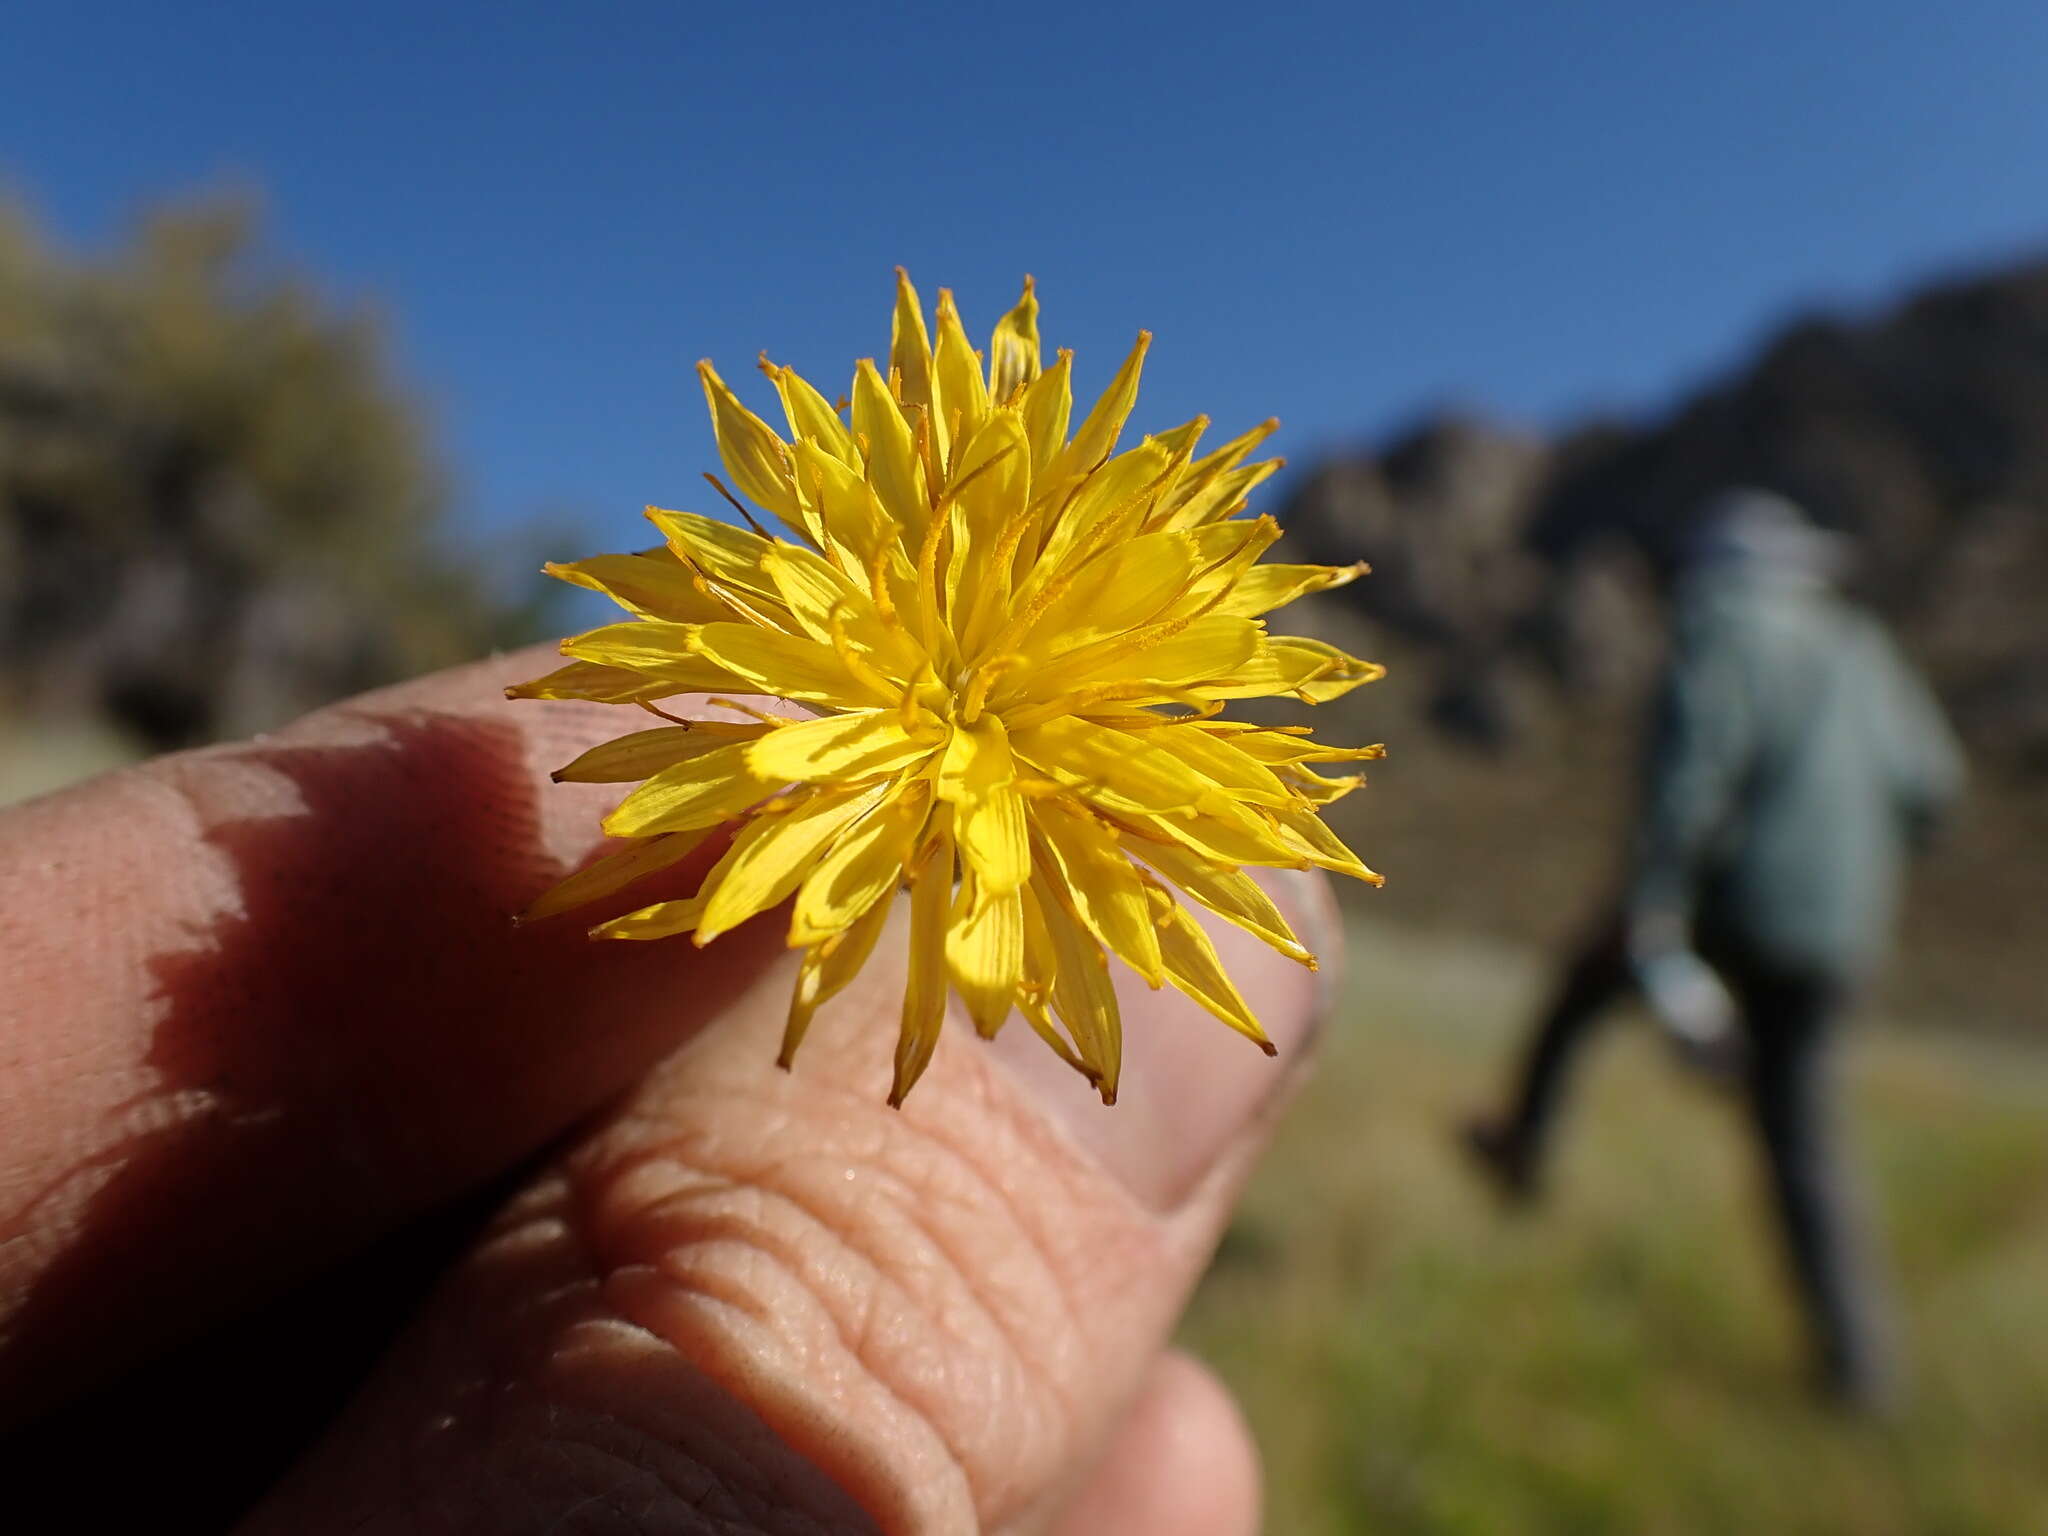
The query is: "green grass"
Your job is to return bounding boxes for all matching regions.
[1181,921,2048,1535]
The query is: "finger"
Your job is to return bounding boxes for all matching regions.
[1046,1351,1260,1536]
[0,648,786,1423]
[239,872,1331,1535]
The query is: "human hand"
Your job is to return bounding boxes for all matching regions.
[0,648,1331,1533]
[1626,934,1741,1077]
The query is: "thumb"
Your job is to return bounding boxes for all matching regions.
[239,872,1332,1535]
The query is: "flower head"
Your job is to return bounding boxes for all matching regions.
[513,272,1383,1105]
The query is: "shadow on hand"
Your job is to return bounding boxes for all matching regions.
[0,707,762,1524]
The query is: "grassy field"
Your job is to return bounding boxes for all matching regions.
[1182,920,2048,1535]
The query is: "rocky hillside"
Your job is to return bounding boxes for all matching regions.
[1280,258,2048,1032]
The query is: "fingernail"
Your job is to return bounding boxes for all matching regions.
[988,870,1331,1213]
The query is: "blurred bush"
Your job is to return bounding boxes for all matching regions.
[0,192,552,760]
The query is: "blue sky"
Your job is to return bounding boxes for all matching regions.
[7,0,2048,559]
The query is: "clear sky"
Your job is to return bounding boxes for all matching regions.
[7,0,2048,557]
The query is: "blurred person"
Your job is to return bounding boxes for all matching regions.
[1464,488,1965,1412]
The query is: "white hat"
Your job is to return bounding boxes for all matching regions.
[1684,488,1851,578]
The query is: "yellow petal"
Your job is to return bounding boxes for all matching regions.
[765,358,860,468]
[757,539,884,644]
[1269,800,1385,884]
[591,894,706,941]
[790,438,915,595]
[988,275,1040,402]
[1028,874,1123,1103]
[520,829,711,922]
[1193,636,1385,703]
[698,360,801,527]
[1209,561,1369,619]
[1018,349,1073,483]
[1117,805,1312,871]
[790,782,929,944]
[1016,993,1096,1083]
[1131,839,1315,966]
[937,714,1028,895]
[694,781,893,944]
[1042,330,1148,489]
[1030,437,1174,581]
[685,622,895,706]
[645,506,789,612]
[1024,615,1265,705]
[1208,728,1386,767]
[1159,455,1283,530]
[1032,805,1164,984]
[892,833,953,1106]
[1183,513,1284,585]
[1007,528,1200,660]
[1133,720,1295,806]
[559,621,754,694]
[946,873,1022,1037]
[602,740,770,836]
[945,410,1031,650]
[747,709,936,784]
[1293,652,1387,704]
[1156,418,1278,522]
[783,889,894,1068]
[543,550,735,624]
[888,267,936,420]
[505,659,690,705]
[552,721,772,783]
[854,356,930,547]
[1148,884,1275,1051]
[1284,764,1364,806]
[1013,715,1236,817]
[932,288,990,469]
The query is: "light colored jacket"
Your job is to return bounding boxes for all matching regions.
[1628,566,1964,978]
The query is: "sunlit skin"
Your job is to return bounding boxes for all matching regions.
[0,648,1329,1534]
[514,272,1382,1102]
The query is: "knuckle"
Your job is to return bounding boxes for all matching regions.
[566,1060,1159,1531]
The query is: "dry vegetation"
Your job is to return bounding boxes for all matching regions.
[1183,918,2048,1534]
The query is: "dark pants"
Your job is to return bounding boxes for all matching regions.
[1499,918,1899,1409]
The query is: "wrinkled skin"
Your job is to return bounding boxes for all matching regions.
[0,649,1331,1533]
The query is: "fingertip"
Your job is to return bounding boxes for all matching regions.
[1047,1350,1261,1536]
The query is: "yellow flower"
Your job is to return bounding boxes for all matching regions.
[512,271,1383,1105]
